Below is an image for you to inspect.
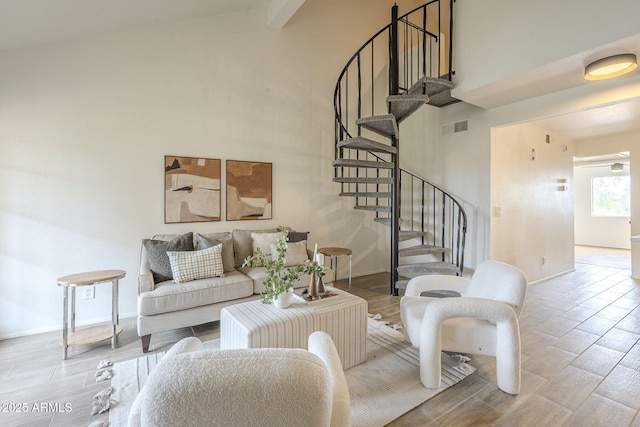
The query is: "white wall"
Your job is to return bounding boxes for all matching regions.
[0,0,411,339]
[401,81,640,282]
[491,123,575,282]
[400,1,640,283]
[399,0,640,282]
[400,102,491,271]
[574,165,630,249]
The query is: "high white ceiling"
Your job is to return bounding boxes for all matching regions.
[2,0,639,142]
[0,0,271,51]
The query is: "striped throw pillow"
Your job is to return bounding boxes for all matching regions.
[167,244,224,284]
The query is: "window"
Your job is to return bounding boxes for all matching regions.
[591,175,630,217]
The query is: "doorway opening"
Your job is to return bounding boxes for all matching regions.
[573,151,631,270]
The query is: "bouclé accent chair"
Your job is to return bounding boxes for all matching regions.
[127,331,351,427]
[400,260,527,395]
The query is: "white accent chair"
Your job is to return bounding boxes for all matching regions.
[400,260,527,395]
[127,331,351,427]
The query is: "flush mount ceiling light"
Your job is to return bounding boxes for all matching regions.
[611,162,624,172]
[585,54,637,80]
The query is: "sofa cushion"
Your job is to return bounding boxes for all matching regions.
[232,228,279,267]
[271,240,309,267]
[138,270,254,316]
[167,244,224,284]
[195,233,235,273]
[251,231,283,259]
[143,232,194,283]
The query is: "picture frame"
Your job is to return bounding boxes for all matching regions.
[164,155,221,223]
[226,160,273,221]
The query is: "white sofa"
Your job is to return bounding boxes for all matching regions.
[127,331,351,427]
[137,227,334,352]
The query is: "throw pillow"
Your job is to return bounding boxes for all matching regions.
[287,231,309,243]
[270,240,309,267]
[195,233,235,273]
[232,228,279,268]
[167,244,224,284]
[251,231,283,258]
[143,232,194,283]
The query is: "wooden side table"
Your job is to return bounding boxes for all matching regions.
[318,247,352,289]
[57,269,126,360]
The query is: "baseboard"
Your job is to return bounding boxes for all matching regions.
[527,268,576,286]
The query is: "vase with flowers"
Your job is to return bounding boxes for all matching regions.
[243,231,327,308]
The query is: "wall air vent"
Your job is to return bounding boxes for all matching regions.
[454,120,468,133]
[442,120,468,135]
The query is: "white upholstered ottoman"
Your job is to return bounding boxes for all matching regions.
[220,287,368,369]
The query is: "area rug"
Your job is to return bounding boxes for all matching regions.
[108,318,475,426]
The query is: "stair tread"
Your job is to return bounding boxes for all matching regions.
[407,77,454,97]
[397,261,459,274]
[354,205,391,212]
[356,114,399,139]
[386,94,430,123]
[333,159,394,169]
[398,230,429,241]
[406,77,459,107]
[427,90,459,108]
[395,280,409,290]
[333,176,392,184]
[399,245,451,257]
[395,280,460,295]
[374,217,404,225]
[340,191,391,198]
[338,136,398,154]
[387,94,431,104]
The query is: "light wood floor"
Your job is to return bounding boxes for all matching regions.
[575,244,631,270]
[1,252,639,426]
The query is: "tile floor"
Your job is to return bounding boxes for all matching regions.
[0,247,638,426]
[390,248,640,425]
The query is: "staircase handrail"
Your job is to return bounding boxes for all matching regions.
[399,168,467,275]
[333,0,449,146]
[332,1,460,294]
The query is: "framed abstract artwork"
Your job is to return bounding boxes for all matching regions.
[164,156,221,223]
[226,160,272,221]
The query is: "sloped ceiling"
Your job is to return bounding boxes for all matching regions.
[2,0,638,141]
[0,0,304,51]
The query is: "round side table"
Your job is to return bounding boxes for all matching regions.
[57,269,126,360]
[318,247,352,289]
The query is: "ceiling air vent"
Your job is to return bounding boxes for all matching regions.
[442,120,468,135]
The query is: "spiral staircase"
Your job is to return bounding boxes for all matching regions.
[333,1,467,295]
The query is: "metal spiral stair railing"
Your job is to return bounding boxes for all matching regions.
[333,1,466,295]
